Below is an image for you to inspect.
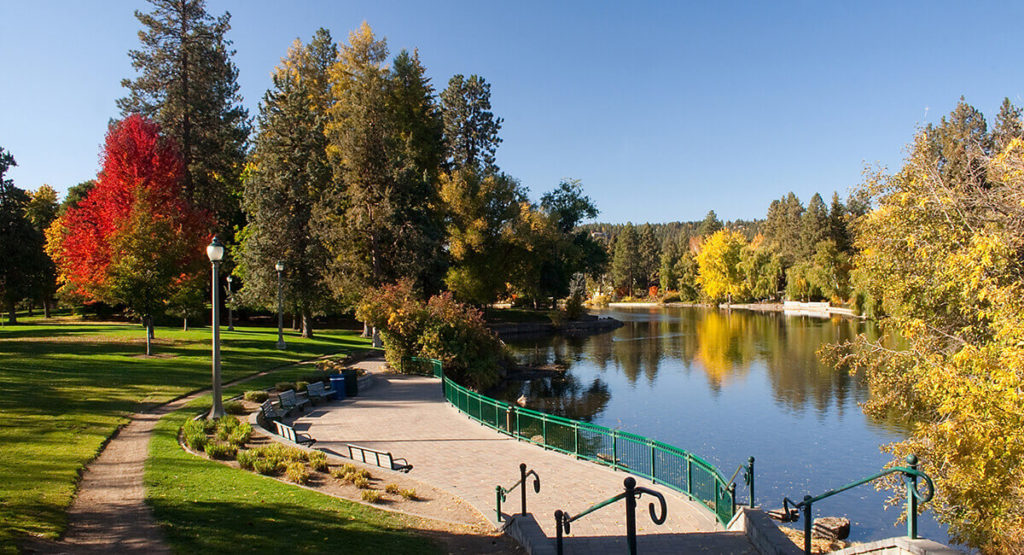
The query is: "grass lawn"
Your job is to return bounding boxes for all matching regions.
[146,400,440,554]
[0,316,371,552]
[482,307,553,324]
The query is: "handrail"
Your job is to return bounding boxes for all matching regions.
[405,356,746,526]
[726,456,756,510]
[495,463,541,522]
[554,477,666,555]
[782,455,934,554]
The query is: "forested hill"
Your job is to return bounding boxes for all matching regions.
[580,213,763,245]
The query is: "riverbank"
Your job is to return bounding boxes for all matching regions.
[598,300,863,319]
[487,314,623,338]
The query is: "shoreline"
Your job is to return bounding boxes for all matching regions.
[593,300,865,319]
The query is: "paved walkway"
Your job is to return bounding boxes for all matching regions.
[296,360,757,554]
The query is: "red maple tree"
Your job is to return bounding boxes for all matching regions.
[49,114,211,352]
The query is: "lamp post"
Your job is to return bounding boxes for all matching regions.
[275,261,286,350]
[226,275,234,331]
[206,237,225,419]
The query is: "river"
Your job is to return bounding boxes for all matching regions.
[496,305,948,545]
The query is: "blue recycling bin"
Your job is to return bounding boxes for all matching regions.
[329,375,346,400]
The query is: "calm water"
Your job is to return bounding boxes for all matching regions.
[499,306,948,544]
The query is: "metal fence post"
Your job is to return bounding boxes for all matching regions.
[574,422,579,458]
[650,440,656,483]
[555,510,565,555]
[495,485,504,522]
[802,495,813,555]
[624,477,638,555]
[906,454,918,539]
[520,463,528,515]
[748,456,755,507]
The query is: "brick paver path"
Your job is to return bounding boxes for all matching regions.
[296,360,757,554]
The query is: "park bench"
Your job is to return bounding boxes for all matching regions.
[273,420,316,446]
[306,381,331,404]
[278,389,310,413]
[347,443,413,473]
[260,399,285,423]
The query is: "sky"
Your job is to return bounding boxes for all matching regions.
[2,1,1023,224]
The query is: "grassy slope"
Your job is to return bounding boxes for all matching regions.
[147,401,439,554]
[0,317,369,551]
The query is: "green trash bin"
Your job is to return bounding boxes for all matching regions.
[342,369,358,397]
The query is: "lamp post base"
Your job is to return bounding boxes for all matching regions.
[276,340,286,350]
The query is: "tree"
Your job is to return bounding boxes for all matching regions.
[0,148,46,323]
[830,104,1024,551]
[118,0,250,233]
[799,193,829,260]
[827,192,851,253]
[809,239,850,302]
[696,229,746,302]
[992,97,1023,153]
[440,168,528,305]
[47,115,210,354]
[25,185,60,316]
[440,74,503,173]
[638,224,661,289]
[697,210,723,237]
[60,180,95,215]
[320,23,445,304]
[740,243,783,301]
[238,30,336,337]
[762,192,804,266]
[534,179,606,303]
[610,223,641,296]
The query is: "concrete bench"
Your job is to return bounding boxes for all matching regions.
[274,420,316,447]
[347,443,412,473]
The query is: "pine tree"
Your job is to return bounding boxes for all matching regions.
[118,0,250,234]
[440,74,503,173]
[0,148,47,323]
[799,193,829,260]
[238,29,336,338]
[638,223,661,289]
[610,223,641,296]
[697,210,723,237]
[827,192,851,253]
[763,192,804,267]
[992,97,1023,153]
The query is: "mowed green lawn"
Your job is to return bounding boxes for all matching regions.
[0,316,371,552]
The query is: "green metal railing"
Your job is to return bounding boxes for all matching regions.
[555,476,667,555]
[782,455,935,555]
[413,357,745,526]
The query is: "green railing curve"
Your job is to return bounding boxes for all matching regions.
[407,356,747,526]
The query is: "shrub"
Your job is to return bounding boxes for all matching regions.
[353,476,370,489]
[295,381,309,393]
[202,418,218,434]
[183,430,207,451]
[244,390,269,403]
[339,463,358,475]
[285,461,310,484]
[385,483,400,494]
[302,372,330,385]
[341,472,358,484]
[547,310,565,327]
[204,442,237,460]
[330,467,348,480]
[587,294,610,307]
[361,490,382,503]
[236,449,256,470]
[253,458,283,476]
[399,489,417,500]
[182,419,204,437]
[228,423,252,447]
[307,451,328,472]
[355,468,371,479]
[275,382,294,393]
[224,401,247,415]
[660,291,681,303]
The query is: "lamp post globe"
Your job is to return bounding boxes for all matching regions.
[207,237,225,419]
[275,261,286,350]
[226,275,234,331]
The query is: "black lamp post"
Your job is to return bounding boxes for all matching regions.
[275,261,286,350]
[206,237,225,418]
[226,275,234,331]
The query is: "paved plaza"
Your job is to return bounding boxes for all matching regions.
[294,359,757,554]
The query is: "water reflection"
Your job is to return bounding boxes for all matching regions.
[505,307,878,418]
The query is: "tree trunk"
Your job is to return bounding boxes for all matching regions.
[362,321,371,338]
[43,298,51,318]
[145,315,154,356]
[27,302,33,317]
[301,311,314,339]
[6,301,16,325]
[183,317,188,331]
[292,313,300,332]
[372,327,382,348]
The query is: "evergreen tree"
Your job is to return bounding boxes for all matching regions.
[992,97,1023,153]
[536,179,606,300]
[321,23,445,299]
[0,148,47,323]
[238,30,336,337]
[799,193,830,259]
[60,180,95,215]
[930,97,990,189]
[762,192,804,266]
[827,192,851,253]
[638,223,661,289]
[610,223,641,296]
[118,0,250,233]
[697,209,723,237]
[440,74,503,173]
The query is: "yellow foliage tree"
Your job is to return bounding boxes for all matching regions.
[696,229,747,302]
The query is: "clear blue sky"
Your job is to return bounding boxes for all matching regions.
[2,1,1022,224]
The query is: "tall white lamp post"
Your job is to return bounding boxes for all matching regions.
[275,261,286,350]
[226,275,234,331]
[207,237,225,418]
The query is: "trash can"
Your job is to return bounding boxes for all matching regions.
[342,369,359,397]
[329,375,346,400]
